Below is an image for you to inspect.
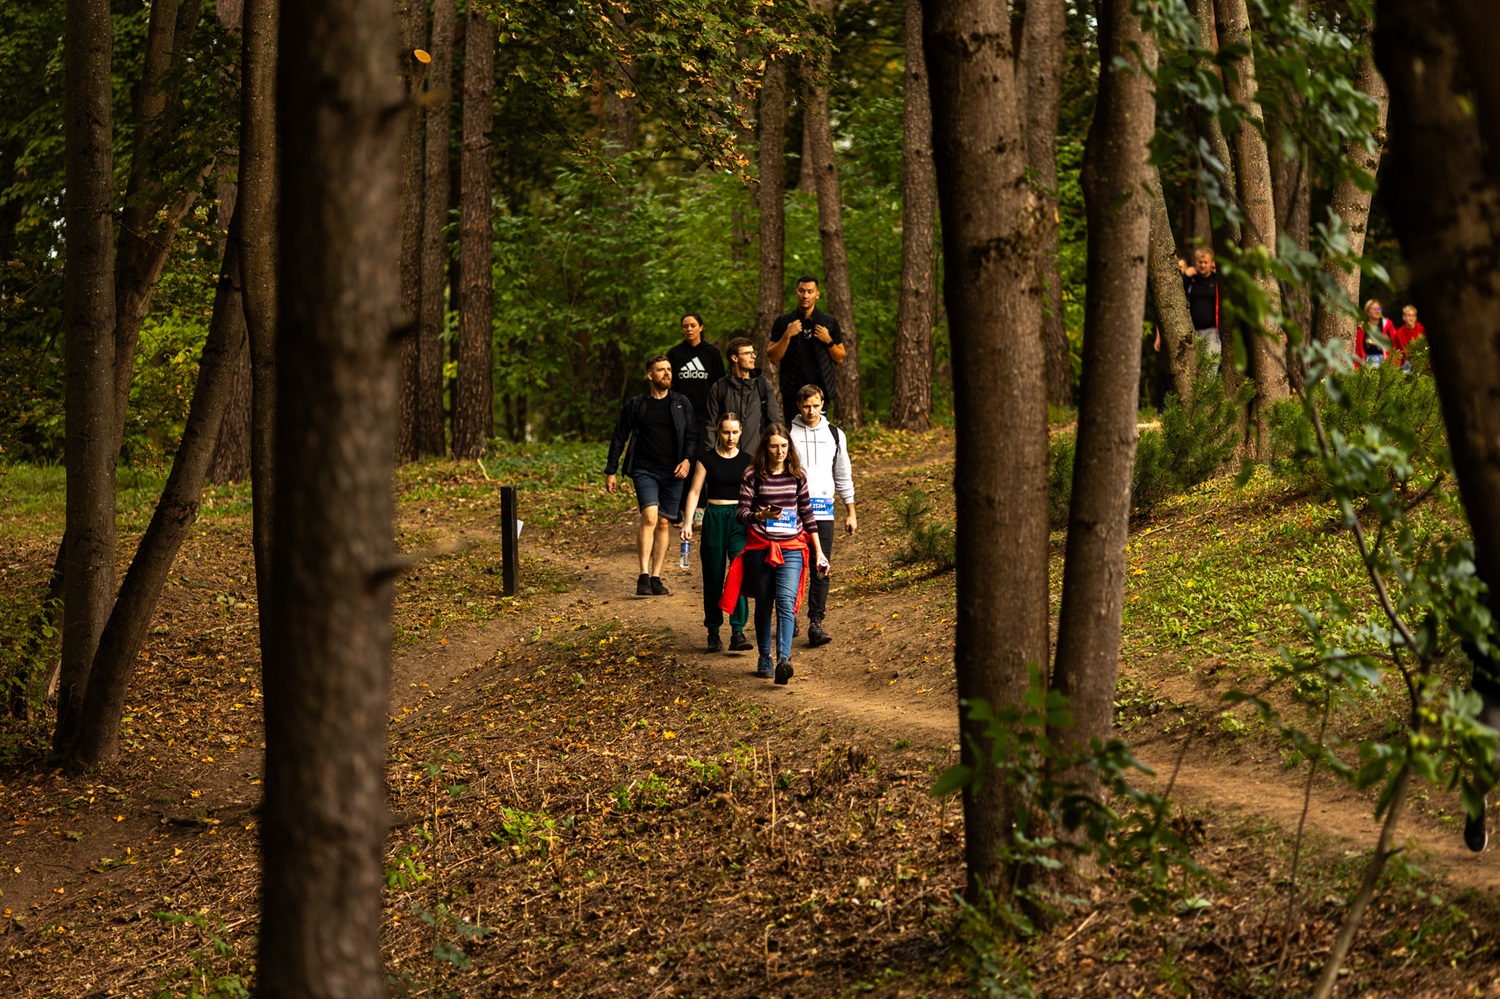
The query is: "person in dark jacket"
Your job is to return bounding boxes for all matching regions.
[666,313,724,439]
[704,336,775,456]
[767,276,846,426]
[605,355,699,596]
[1183,247,1221,355]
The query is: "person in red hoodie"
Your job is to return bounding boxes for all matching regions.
[1391,304,1427,370]
[1355,298,1396,368]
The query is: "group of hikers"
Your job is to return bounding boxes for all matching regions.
[603,276,857,685]
[1155,247,1429,386]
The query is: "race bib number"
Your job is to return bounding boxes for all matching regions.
[811,496,834,519]
[767,507,801,532]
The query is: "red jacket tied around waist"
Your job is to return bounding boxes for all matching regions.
[719,530,814,616]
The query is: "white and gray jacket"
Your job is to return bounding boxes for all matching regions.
[788,416,854,521]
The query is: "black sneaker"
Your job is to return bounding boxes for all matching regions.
[808,621,832,647]
[650,576,669,595]
[1466,802,1489,853]
[636,573,651,596]
[756,655,774,679]
[774,658,794,685]
[729,631,753,652]
[707,632,723,653]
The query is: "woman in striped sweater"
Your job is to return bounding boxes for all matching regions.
[719,425,828,683]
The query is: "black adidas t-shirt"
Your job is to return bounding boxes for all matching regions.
[666,341,724,426]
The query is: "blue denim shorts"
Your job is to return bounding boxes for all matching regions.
[630,468,685,522]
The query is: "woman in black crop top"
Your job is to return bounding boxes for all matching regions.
[681,413,754,652]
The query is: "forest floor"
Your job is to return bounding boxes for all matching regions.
[3,429,1500,997]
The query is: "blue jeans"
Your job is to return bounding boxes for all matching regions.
[629,468,685,521]
[753,550,803,662]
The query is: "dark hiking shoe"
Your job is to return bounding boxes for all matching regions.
[636,573,651,596]
[808,621,832,647]
[1466,804,1489,853]
[707,631,724,653]
[756,656,775,679]
[650,576,669,595]
[774,658,794,685]
[729,631,753,652]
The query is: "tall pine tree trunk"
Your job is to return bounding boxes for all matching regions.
[241,0,277,637]
[1315,25,1387,352]
[396,0,428,461]
[416,0,456,457]
[925,0,1050,903]
[67,220,248,768]
[1147,167,1198,400]
[1214,0,1289,426]
[1020,0,1070,408]
[258,0,403,990]
[56,0,118,752]
[755,58,788,401]
[1049,0,1156,771]
[208,182,251,485]
[806,0,862,427]
[453,6,495,459]
[888,0,936,431]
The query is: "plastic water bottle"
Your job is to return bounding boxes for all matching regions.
[679,539,691,569]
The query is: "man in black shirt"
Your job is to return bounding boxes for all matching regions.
[704,336,775,455]
[666,312,724,443]
[605,355,699,596]
[1182,247,1221,355]
[767,276,846,426]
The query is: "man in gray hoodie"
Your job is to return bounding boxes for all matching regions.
[703,336,775,455]
[788,383,857,647]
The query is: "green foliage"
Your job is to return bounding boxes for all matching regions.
[890,488,956,572]
[490,807,559,855]
[613,772,673,811]
[150,911,251,999]
[0,590,58,763]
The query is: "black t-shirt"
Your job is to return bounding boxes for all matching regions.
[1183,272,1219,331]
[666,341,724,424]
[697,449,753,502]
[770,308,843,392]
[633,395,678,472]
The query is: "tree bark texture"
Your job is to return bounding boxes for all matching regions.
[417,0,456,457]
[57,0,118,751]
[1146,168,1198,400]
[240,0,278,630]
[888,0,937,431]
[1375,0,1500,639]
[1314,27,1387,352]
[453,7,495,460]
[924,0,1050,903]
[395,0,427,461]
[67,222,248,768]
[755,58,789,401]
[1193,0,1239,246]
[806,0,863,427]
[111,0,206,451]
[1214,0,1289,420]
[207,182,251,485]
[1049,0,1156,766]
[258,0,403,991]
[1270,117,1311,387]
[1019,0,1070,408]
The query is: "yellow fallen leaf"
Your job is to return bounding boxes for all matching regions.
[414,48,431,63]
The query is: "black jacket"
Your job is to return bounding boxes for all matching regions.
[605,391,700,475]
[704,369,775,454]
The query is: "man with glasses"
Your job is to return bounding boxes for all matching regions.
[704,336,775,456]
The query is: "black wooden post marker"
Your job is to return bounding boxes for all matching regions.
[500,484,519,596]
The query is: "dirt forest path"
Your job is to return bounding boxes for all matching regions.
[526,510,1500,895]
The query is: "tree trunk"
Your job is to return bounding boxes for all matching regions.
[67,221,248,768]
[1314,26,1387,353]
[888,0,936,431]
[111,0,207,452]
[1146,168,1198,400]
[1193,0,1238,245]
[805,0,862,427]
[240,0,277,645]
[924,0,1050,903]
[417,0,456,457]
[1020,0,1070,409]
[56,0,118,752]
[1214,0,1288,431]
[258,0,402,991]
[395,0,427,461]
[453,7,495,460]
[1270,117,1311,388]
[1375,0,1500,643]
[755,58,788,401]
[207,182,251,485]
[1049,0,1156,770]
